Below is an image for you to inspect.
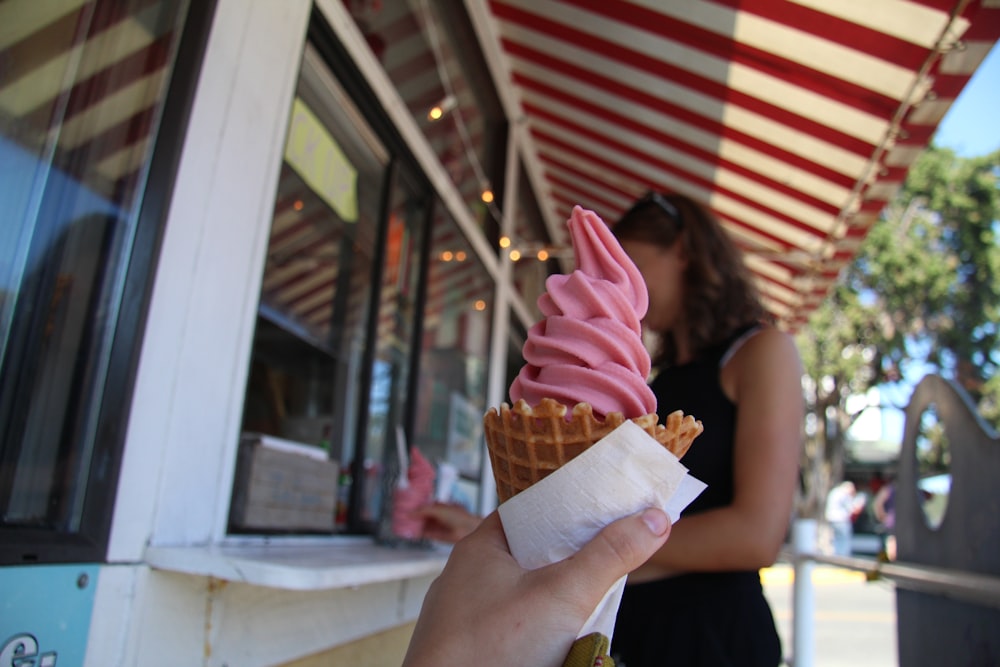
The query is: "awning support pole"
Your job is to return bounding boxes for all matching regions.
[791,518,816,667]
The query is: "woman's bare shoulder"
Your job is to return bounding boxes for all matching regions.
[722,326,802,399]
[746,325,798,355]
[730,326,800,367]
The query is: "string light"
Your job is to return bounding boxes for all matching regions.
[437,249,469,262]
[426,94,457,121]
[419,0,505,226]
[499,243,571,262]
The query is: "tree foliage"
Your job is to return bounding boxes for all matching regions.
[795,146,1000,517]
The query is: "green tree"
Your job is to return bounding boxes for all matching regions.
[795,146,1000,517]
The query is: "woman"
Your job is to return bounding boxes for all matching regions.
[610,192,804,667]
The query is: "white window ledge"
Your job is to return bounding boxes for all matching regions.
[145,538,450,591]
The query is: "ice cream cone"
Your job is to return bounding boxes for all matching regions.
[484,398,703,502]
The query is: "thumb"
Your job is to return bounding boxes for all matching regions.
[544,508,672,602]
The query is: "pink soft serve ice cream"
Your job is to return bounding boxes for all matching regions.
[509,205,656,419]
[484,204,702,502]
[390,447,436,539]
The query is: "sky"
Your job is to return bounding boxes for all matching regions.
[931,41,1000,157]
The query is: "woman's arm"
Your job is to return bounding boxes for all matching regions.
[636,328,803,576]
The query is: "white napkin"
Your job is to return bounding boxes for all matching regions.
[497,420,706,640]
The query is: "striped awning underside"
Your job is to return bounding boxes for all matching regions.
[487,0,1000,330]
[6,1,998,333]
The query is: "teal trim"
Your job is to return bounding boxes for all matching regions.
[0,564,98,666]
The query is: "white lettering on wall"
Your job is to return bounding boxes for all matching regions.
[0,633,57,666]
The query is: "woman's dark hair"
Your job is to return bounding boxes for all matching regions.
[612,192,769,367]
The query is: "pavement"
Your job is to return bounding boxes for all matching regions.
[761,562,898,666]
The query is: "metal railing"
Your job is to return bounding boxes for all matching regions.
[784,519,1000,667]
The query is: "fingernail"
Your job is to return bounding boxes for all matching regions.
[640,508,669,536]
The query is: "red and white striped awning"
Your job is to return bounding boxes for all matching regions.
[485,0,1000,330]
[0,1,181,203]
[11,2,997,333]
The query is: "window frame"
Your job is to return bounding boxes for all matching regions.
[0,0,218,566]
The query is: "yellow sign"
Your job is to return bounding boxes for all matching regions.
[283,97,358,222]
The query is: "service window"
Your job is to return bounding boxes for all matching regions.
[230,45,393,535]
[230,29,500,537]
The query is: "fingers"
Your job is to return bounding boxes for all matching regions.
[451,511,508,554]
[546,508,672,598]
[417,503,483,544]
[585,508,671,577]
[416,502,457,520]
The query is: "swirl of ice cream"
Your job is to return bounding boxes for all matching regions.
[509,206,656,419]
[391,447,436,539]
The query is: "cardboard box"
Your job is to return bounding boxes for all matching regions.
[230,434,339,532]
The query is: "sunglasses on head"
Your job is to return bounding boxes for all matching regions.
[621,191,683,227]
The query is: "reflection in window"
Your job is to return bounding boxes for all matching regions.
[344,0,505,240]
[412,205,495,512]
[359,174,428,530]
[0,0,191,537]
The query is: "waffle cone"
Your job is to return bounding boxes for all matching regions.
[484,397,703,502]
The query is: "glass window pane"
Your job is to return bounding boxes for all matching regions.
[411,203,495,512]
[0,0,191,532]
[359,172,429,531]
[345,1,505,240]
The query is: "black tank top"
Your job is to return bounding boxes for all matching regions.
[612,324,782,667]
[650,325,759,515]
